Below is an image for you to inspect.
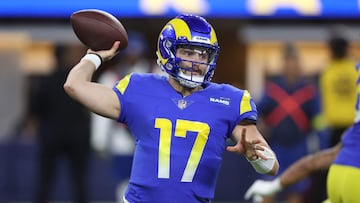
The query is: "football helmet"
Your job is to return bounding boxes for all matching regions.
[156,14,220,88]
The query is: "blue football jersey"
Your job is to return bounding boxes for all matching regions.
[112,73,258,203]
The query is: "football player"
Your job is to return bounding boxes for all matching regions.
[64,14,279,203]
[245,63,360,203]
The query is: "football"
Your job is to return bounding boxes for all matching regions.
[70,9,128,51]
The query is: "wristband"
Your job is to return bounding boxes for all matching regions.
[81,53,102,70]
[248,146,276,174]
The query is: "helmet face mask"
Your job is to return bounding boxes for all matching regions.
[156,14,220,88]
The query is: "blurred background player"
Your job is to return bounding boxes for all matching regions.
[90,31,152,202]
[255,43,321,203]
[245,62,360,202]
[307,26,358,202]
[28,44,91,203]
[319,27,357,147]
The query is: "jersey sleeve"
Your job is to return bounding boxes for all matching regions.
[112,73,133,123]
[238,90,258,123]
[224,86,258,135]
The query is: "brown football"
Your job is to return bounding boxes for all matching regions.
[70,9,128,51]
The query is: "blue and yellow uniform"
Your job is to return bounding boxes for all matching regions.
[326,63,360,203]
[112,73,257,203]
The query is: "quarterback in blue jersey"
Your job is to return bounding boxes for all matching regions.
[245,63,360,203]
[64,14,279,203]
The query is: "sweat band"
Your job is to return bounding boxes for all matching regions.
[248,146,276,174]
[81,53,102,70]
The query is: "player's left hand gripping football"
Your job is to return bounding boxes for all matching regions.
[88,41,121,62]
[226,128,266,161]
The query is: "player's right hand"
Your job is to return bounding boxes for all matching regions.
[88,41,120,62]
[244,178,282,202]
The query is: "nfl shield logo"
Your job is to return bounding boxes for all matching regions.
[177,99,187,109]
[172,98,193,110]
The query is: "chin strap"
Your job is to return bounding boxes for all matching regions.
[177,71,204,88]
